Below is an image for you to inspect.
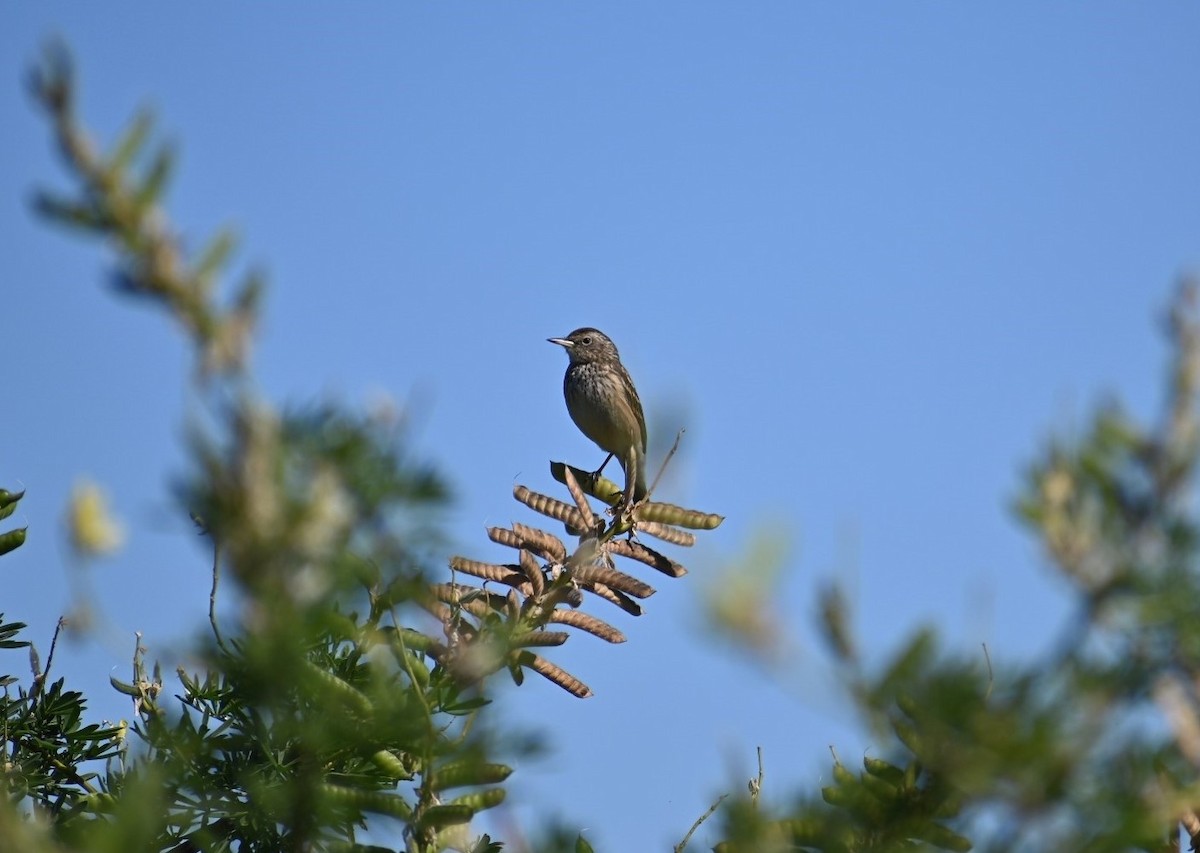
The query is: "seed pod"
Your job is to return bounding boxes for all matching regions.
[428,761,512,792]
[448,787,506,812]
[0,528,26,556]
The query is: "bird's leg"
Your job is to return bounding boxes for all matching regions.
[590,452,615,494]
[592,452,614,479]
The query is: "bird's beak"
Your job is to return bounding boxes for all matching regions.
[548,337,573,348]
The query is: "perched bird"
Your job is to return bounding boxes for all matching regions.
[548,327,648,501]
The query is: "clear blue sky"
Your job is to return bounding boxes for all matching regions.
[4,5,1200,850]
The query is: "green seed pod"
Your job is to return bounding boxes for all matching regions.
[863,756,905,785]
[428,761,512,792]
[933,791,964,819]
[636,502,724,529]
[911,820,972,852]
[903,759,922,791]
[831,760,856,786]
[820,785,851,808]
[302,660,373,716]
[320,783,413,819]
[859,768,899,802]
[0,489,25,510]
[0,489,23,522]
[550,462,623,504]
[416,803,475,830]
[893,719,922,757]
[405,652,431,691]
[108,675,141,696]
[370,750,411,780]
[447,787,506,812]
[0,528,26,556]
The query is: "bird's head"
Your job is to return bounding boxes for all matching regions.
[547,327,620,364]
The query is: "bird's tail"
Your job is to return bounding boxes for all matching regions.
[626,448,648,502]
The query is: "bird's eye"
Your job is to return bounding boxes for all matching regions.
[581,336,592,345]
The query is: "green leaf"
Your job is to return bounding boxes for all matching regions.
[133,145,174,210]
[32,191,113,232]
[107,109,154,175]
[192,229,238,283]
[0,617,29,648]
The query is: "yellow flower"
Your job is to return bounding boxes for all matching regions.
[67,479,125,557]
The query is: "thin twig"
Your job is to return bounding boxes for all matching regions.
[674,792,728,853]
[749,746,765,804]
[209,537,228,653]
[982,642,994,700]
[43,617,64,679]
[648,428,686,500]
[30,618,66,707]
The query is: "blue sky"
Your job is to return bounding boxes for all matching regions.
[4,4,1200,849]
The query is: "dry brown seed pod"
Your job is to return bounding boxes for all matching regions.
[579,581,643,616]
[513,485,587,530]
[512,522,568,562]
[560,464,596,529]
[510,631,569,648]
[570,563,655,599]
[448,556,530,592]
[430,584,496,620]
[521,652,592,698]
[433,582,516,614]
[607,538,687,578]
[549,609,626,643]
[518,549,546,596]
[420,599,453,626]
[486,527,524,550]
[635,520,696,547]
[420,600,479,646]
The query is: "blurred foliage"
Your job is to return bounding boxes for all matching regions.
[14,39,1200,853]
[707,287,1200,852]
[17,45,511,853]
[702,524,789,659]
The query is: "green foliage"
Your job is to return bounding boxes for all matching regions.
[0,616,124,832]
[818,753,968,852]
[0,489,28,556]
[707,288,1200,851]
[114,402,512,852]
[17,45,513,853]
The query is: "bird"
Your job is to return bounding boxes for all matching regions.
[548,327,648,502]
